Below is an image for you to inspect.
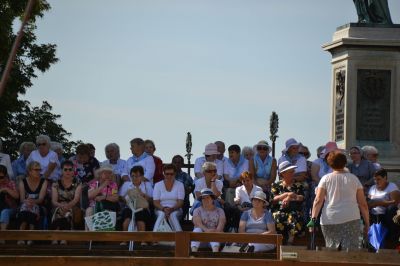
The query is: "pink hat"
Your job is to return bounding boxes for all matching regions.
[321,141,343,159]
[203,143,220,156]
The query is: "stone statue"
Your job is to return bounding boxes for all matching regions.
[353,0,393,24]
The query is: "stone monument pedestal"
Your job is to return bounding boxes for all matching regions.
[323,24,400,170]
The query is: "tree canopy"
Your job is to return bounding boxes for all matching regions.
[0,0,79,158]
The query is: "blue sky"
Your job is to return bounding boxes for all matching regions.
[23,0,400,162]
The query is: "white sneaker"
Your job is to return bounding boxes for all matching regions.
[27,240,33,246]
[60,240,67,245]
[17,240,25,245]
[191,246,199,252]
[212,246,219,252]
[52,240,58,245]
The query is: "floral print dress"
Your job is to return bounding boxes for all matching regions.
[270,180,305,238]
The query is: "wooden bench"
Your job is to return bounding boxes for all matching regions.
[0,230,282,259]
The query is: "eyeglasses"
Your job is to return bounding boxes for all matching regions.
[299,152,309,156]
[257,146,268,151]
[37,143,46,146]
[164,172,175,176]
[205,169,217,173]
[63,168,73,172]
[32,168,42,172]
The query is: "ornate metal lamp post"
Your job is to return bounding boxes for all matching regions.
[185,132,193,175]
[269,112,279,158]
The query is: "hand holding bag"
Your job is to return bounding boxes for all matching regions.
[127,187,149,209]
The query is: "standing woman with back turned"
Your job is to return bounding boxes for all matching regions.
[309,150,369,250]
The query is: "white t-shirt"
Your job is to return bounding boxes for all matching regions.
[368,182,399,215]
[234,184,263,205]
[193,157,224,178]
[102,159,126,177]
[26,150,60,181]
[153,180,185,208]
[122,154,155,184]
[223,159,249,180]
[318,172,363,225]
[194,177,223,194]
[119,181,153,198]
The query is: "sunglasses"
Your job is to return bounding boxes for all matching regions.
[63,168,74,172]
[257,146,268,151]
[205,169,217,173]
[37,143,47,146]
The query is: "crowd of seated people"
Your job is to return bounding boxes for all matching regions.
[0,136,399,252]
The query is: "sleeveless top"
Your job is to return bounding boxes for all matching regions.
[53,178,81,203]
[23,178,46,200]
[254,154,273,180]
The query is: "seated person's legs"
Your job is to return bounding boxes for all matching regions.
[168,209,183,231]
[153,210,166,231]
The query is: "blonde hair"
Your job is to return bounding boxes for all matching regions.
[239,171,253,182]
[26,161,41,174]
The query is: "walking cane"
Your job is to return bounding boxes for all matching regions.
[310,225,316,250]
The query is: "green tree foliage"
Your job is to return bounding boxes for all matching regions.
[0,1,80,158]
[2,100,82,159]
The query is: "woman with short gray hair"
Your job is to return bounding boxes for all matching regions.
[361,145,381,171]
[103,143,126,185]
[26,135,60,181]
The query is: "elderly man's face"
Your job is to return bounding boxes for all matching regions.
[106,146,119,161]
[37,141,50,155]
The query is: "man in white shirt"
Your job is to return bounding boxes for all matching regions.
[103,143,126,186]
[122,138,155,185]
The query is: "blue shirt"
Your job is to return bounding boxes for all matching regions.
[12,155,26,177]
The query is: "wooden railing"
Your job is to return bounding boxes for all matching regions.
[0,230,283,260]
